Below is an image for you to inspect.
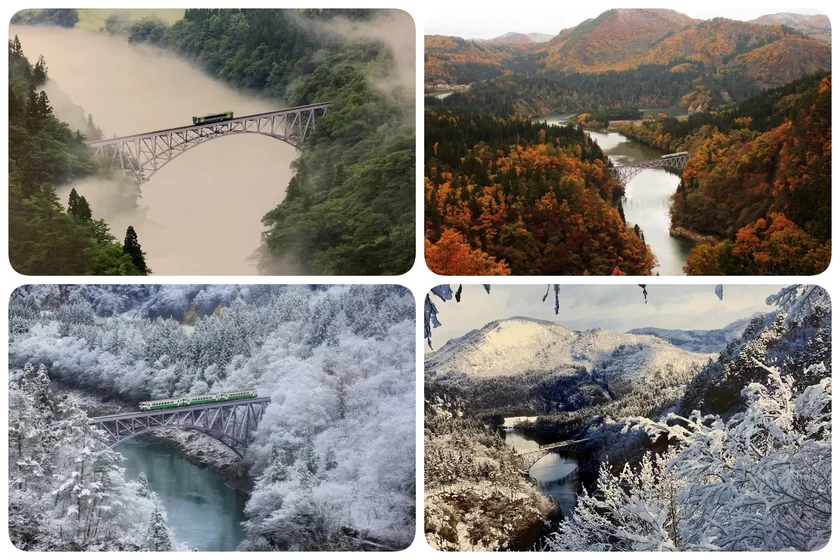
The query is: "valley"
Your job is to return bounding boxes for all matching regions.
[424,8,831,276]
[424,284,831,551]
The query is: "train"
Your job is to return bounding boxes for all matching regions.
[139,390,257,411]
[661,151,689,159]
[192,111,234,125]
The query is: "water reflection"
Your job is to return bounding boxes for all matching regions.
[118,440,247,551]
[503,428,579,518]
[532,114,693,275]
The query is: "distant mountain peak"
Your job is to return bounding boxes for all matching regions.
[427,317,713,382]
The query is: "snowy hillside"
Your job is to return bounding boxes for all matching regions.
[426,317,714,385]
[627,315,758,353]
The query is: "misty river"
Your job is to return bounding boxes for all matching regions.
[11,25,298,274]
[533,114,694,275]
[118,440,247,551]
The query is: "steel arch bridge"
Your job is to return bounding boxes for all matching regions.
[609,153,690,186]
[516,438,590,471]
[87,103,329,183]
[89,397,271,457]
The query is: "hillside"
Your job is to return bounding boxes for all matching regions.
[484,32,554,45]
[536,9,698,72]
[751,13,831,43]
[424,35,515,84]
[628,315,752,353]
[427,317,712,384]
[426,10,830,97]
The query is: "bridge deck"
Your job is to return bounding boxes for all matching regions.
[515,438,590,455]
[90,396,271,422]
[87,103,330,146]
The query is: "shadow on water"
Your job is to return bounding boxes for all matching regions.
[117,440,247,551]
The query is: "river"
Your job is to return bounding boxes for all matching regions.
[11,25,297,274]
[502,425,579,518]
[118,440,247,551]
[533,114,693,275]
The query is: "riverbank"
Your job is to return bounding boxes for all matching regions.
[669,225,720,245]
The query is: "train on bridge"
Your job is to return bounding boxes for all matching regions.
[139,390,258,411]
[661,151,689,159]
[192,110,234,125]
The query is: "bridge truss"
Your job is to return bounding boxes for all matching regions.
[87,103,329,183]
[609,153,690,186]
[89,397,271,457]
[516,438,590,471]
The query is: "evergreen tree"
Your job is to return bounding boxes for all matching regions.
[123,226,150,274]
[137,472,150,498]
[146,507,172,551]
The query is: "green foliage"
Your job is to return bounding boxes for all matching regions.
[140,9,414,274]
[8,37,148,276]
[11,9,80,28]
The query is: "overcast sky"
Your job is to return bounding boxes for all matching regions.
[426,284,790,351]
[424,3,824,40]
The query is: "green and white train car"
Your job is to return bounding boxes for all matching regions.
[139,390,257,411]
[192,110,234,125]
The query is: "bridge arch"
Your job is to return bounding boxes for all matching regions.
[108,425,248,457]
[609,153,691,187]
[88,103,329,184]
[90,397,271,458]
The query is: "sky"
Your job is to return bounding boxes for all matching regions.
[426,284,790,351]
[423,3,824,40]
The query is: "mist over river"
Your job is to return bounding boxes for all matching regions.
[11,25,298,274]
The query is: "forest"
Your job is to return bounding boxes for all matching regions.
[620,74,831,275]
[424,285,831,551]
[8,285,416,551]
[8,36,149,275]
[424,9,831,276]
[126,9,415,275]
[425,115,654,275]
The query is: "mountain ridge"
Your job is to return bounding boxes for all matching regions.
[426,316,714,384]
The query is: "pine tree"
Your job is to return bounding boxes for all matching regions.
[146,507,172,551]
[137,472,150,498]
[123,226,150,274]
[67,188,80,216]
[33,55,47,84]
[76,196,92,221]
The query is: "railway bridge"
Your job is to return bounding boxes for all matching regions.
[89,396,271,457]
[87,103,329,183]
[609,152,691,186]
[516,438,590,471]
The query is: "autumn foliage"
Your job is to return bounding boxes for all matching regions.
[425,228,511,275]
[669,76,831,275]
[424,114,656,275]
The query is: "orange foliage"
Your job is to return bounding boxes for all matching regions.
[425,228,511,275]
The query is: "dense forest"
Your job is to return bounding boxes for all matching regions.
[424,9,831,276]
[126,9,415,275]
[425,285,831,551]
[425,115,654,275]
[8,36,149,275]
[425,63,755,120]
[9,285,415,551]
[620,73,831,275]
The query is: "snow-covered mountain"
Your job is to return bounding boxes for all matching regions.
[628,315,758,353]
[426,317,714,385]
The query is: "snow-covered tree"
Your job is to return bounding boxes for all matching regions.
[146,507,172,551]
[588,362,831,551]
[548,450,684,551]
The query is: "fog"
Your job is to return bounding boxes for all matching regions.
[11,25,297,275]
